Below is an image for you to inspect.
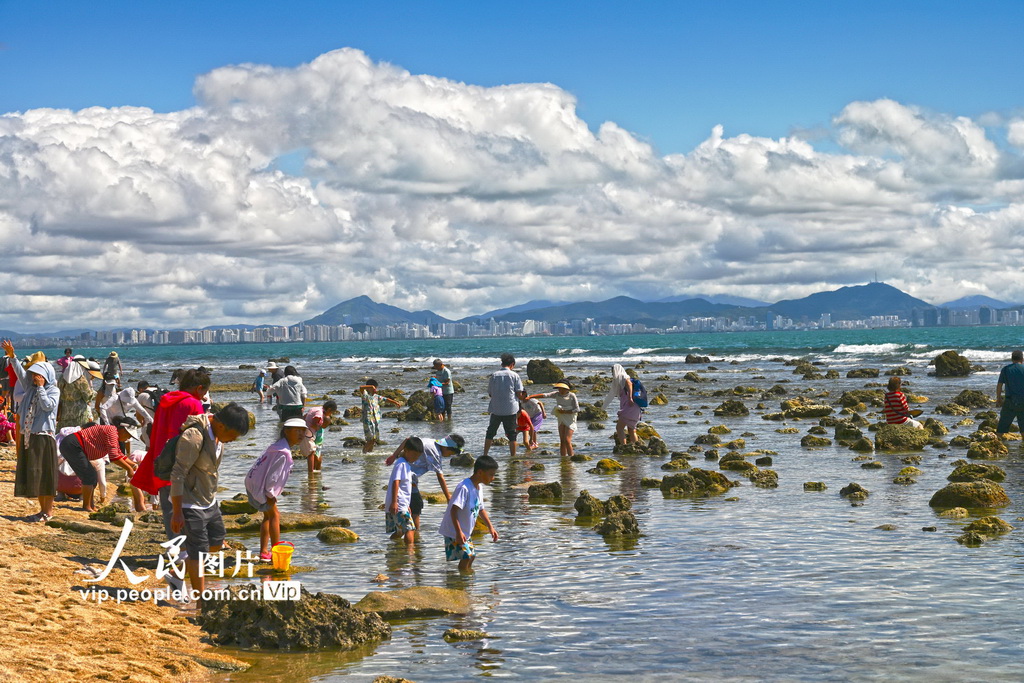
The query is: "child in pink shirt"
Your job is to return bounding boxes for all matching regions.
[245,417,307,561]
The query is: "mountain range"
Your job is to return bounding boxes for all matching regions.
[7,284,1019,338]
[299,282,940,328]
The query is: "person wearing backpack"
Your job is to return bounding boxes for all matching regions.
[603,364,643,446]
[167,403,250,603]
[130,368,210,516]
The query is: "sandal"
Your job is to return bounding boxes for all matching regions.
[26,512,51,523]
[259,552,273,563]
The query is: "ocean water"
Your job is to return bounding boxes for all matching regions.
[63,329,1024,681]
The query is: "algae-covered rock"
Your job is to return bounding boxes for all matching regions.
[683,372,705,382]
[685,354,710,364]
[801,435,832,448]
[355,587,472,619]
[641,477,662,488]
[838,390,885,408]
[614,437,669,456]
[577,402,608,421]
[924,418,948,437]
[589,458,625,474]
[421,491,448,504]
[956,531,986,546]
[660,468,737,497]
[947,462,1006,483]
[834,420,864,442]
[200,586,391,649]
[661,458,691,471]
[892,475,917,485]
[755,455,773,466]
[936,403,971,416]
[443,629,491,642]
[713,400,749,417]
[949,435,972,448]
[449,452,475,467]
[573,490,606,518]
[898,466,923,477]
[846,368,879,378]
[527,481,563,501]
[720,459,758,473]
[594,511,641,537]
[928,481,1010,509]
[966,437,1008,460]
[860,460,884,469]
[89,502,132,522]
[963,516,1013,535]
[933,350,972,377]
[952,389,992,408]
[708,425,732,435]
[776,427,799,434]
[694,433,721,445]
[803,482,828,491]
[569,453,593,462]
[526,359,564,384]
[840,482,869,500]
[220,493,258,516]
[875,423,932,451]
[317,527,360,543]
[885,366,912,376]
[225,513,351,533]
[781,396,834,418]
[750,469,778,488]
[938,507,969,518]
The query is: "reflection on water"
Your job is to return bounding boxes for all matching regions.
[195,351,1024,682]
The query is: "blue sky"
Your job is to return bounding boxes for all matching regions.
[3,1,1021,154]
[0,1,1022,329]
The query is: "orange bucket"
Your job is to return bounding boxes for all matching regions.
[271,541,294,571]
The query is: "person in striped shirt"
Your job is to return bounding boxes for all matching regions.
[883,377,922,429]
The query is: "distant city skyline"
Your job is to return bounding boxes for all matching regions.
[1,2,1022,331]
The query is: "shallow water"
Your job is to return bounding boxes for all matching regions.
[98,333,1024,681]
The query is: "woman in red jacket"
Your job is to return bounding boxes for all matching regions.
[130,368,209,514]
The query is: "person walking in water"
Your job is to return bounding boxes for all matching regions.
[483,353,524,459]
[996,350,1024,438]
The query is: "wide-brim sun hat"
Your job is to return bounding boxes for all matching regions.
[266,362,279,370]
[437,435,463,453]
[282,417,307,429]
[551,382,570,390]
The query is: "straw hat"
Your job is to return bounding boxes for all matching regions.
[551,382,570,390]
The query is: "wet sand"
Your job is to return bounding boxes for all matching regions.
[0,445,249,682]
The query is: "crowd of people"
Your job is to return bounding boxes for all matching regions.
[6,340,1023,599]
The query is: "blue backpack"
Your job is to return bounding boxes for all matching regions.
[631,377,649,408]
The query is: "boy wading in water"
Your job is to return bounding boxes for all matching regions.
[386,437,423,544]
[361,379,403,453]
[439,455,499,572]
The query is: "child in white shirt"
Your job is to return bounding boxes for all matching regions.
[439,455,499,571]
[385,437,423,543]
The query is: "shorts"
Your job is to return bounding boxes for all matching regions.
[410,486,424,516]
[182,505,226,559]
[363,418,380,441]
[556,412,577,432]
[444,537,476,562]
[246,491,273,513]
[997,398,1024,433]
[486,413,517,441]
[277,404,303,421]
[386,509,416,534]
[516,412,532,433]
[530,413,544,430]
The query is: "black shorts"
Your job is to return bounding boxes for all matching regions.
[410,486,424,516]
[442,393,454,417]
[486,413,517,441]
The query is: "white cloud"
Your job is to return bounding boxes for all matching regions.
[0,49,1022,331]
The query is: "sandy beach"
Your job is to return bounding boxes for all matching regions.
[0,445,249,682]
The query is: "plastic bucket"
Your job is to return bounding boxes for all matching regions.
[271,541,294,571]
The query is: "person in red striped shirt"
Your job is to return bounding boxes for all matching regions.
[59,416,139,512]
[883,377,923,429]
